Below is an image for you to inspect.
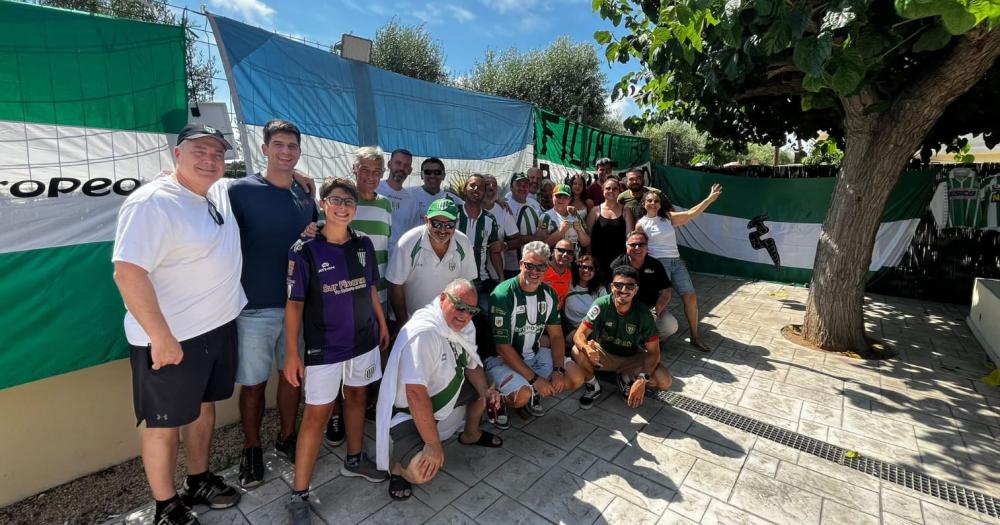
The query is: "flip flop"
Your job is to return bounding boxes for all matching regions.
[458,430,504,448]
[388,474,412,500]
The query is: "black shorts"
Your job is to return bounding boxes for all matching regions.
[130,319,238,428]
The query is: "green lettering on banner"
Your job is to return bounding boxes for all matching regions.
[534,107,651,172]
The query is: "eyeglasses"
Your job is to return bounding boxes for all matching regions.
[430,219,456,230]
[423,169,444,176]
[206,198,224,226]
[323,196,358,208]
[611,282,638,291]
[578,265,595,272]
[446,292,481,316]
[521,261,547,272]
[554,247,574,255]
[627,242,647,249]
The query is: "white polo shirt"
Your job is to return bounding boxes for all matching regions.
[112,174,247,345]
[386,226,478,316]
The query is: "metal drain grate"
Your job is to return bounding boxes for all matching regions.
[650,389,1000,518]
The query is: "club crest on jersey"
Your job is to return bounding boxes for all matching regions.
[539,302,548,314]
[357,250,366,267]
[448,261,457,271]
[626,324,637,334]
[494,316,503,327]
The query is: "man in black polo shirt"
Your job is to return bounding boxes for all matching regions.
[610,229,678,344]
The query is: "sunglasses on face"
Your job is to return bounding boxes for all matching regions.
[521,261,547,272]
[423,169,444,176]
[323,196,358,208]
[578,265,595,272]
[554,247,574,255]
[430,219,456,230]
[627,242,647,249]
[446,292,481,316]
[206,198,224,226]
[611,282,638,291]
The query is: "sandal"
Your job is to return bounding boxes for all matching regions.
[458,430,504,448]
[388,474,412,500]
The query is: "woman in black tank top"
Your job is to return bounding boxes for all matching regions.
[586,177,627,276]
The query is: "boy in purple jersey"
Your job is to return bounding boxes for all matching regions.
[283,178,390,524]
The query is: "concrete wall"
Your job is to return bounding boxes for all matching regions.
[969,278,1000,365]
[0,359,276,507]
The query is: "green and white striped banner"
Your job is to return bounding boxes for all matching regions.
[0,1,187,389]
[654,166,936,284]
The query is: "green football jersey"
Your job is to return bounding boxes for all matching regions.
[582,294,657,357]
[490,277,560,359]
[947,168,984,228]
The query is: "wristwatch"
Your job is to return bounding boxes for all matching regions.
[636,373,651,382]
[528,373,538,385]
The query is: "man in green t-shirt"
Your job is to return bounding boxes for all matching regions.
[571,265,673,409]
[488,241,584,419]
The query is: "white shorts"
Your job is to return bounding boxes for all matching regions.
[303,346,382,405]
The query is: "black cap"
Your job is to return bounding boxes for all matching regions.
[176,123,232,150]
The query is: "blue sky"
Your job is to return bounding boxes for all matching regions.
[181,0,641,118]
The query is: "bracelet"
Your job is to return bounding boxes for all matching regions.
[528,374,538,385]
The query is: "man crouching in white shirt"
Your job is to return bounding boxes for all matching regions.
[375,279,502,500]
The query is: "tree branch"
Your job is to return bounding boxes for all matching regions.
[732,78,804,101]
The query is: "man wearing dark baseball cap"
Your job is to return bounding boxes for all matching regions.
[176,122,233,150]
[112,120,244,523]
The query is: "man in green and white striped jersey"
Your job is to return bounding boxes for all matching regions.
[456,174,504,310]
[351,146,393,312]
[487,241,584,416]
[502,172,545,278]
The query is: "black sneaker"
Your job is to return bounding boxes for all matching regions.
[324,416,345,447]
[275,433,297,463]
[155,499,199,525]
[616,374,634,401]
[238,446,264,488]
[181,472,241,509]
[526,388,545,417]
[578,379,602,409]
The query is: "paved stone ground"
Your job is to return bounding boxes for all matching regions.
[101,275,1000,525]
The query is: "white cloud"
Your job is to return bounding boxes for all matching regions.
[481,0,550,14]
[208,0,275,23]
[413,3,476,24]
[606,95,639,120]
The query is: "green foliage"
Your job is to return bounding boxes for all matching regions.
[640,120,707,165]
[592,0,1000,152]
[803,138,845,166]
[946,137,977,163]
[39,0,217,101]
[370,19,448,84]
[459,37,609,127]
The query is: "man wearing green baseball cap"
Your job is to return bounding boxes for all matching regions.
[540,182,590,251]
[386,198,478,326]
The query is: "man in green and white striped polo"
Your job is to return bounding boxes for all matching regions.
[351,146,393,313]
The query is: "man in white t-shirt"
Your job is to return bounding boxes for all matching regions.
[375,279,501,500]
[386,199,478,325]
[378,148,413,255]
[395,157,463,238]
[112,123,244,524]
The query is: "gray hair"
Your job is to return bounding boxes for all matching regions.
[353,146,385,168]
[521,241,550,261]
[443,278,475,296]
[526,166,542,176]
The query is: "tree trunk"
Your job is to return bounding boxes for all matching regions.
[802,27,1000,352]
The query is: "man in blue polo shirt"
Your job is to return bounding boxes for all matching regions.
[228,119,317,488]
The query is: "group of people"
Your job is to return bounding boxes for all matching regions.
[111,119,723,525]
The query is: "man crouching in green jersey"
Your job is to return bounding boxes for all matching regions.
[572,265,673,409]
